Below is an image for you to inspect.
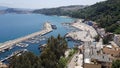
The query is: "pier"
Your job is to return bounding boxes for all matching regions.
[0,22,53,52]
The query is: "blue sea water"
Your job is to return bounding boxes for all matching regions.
[0,14,72,42]
[0,13,77,61]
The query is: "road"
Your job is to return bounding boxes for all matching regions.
[67,53,79,68]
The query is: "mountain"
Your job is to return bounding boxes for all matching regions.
[33,5,87,16]
[0,6,8,14]
[33,0,120,34]
[0,7,32,14]
[57,5,87,11]
[4,8,32,13]
[0,6,8,10]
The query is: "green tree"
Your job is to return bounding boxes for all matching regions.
[40,35,68,68]
[112,60,120,68]
[57,57,67,68]
[9,52,42,68]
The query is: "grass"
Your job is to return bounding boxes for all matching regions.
[66,47,78,63]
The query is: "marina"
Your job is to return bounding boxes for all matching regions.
[16,43,29,47]
[1,49,28,62]
[0,14,75,63]
[0,0,119,67]
[0,22,53,52]
[25,36,47,44]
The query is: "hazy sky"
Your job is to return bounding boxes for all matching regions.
[0,0,106,9]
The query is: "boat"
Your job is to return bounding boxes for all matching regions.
[38,44,47,52]
[16,43,29,47]
[51,24,57,29]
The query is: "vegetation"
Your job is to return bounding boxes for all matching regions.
[58,57,67,68]
[33,0,120,34]
[9,34,68,68]
[68,0,120,34]
[9,52,42,68]
[40,34,68,68]
[33,5,86,16]
[94,35,100,42]
[103,37,109,44]
[112,60,120,68]
[68,47,78,57]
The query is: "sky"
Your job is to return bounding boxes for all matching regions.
[0,0,106,9]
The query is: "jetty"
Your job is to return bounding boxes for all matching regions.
[0,22,53,52]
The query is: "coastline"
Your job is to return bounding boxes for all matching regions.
[59,15,71,18]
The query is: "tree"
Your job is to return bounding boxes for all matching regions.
[9,52,42,68]
[94,35,100,42]
[103,37,109,44]
[57,57,67,68]
[40,35,68,68]
[112,60,120,68]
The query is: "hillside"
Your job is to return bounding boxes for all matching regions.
[0,8,32,14]
[71,0,120,34]
[33,5,87,16]
[33,0,120,34]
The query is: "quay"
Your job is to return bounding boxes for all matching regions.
[0,22,53,52]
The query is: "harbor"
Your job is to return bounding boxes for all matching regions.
[0,22,53,52]
[16,43,29,47]
[25,35,47,44]
[0,14,75,64]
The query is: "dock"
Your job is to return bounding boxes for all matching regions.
[0,22,53,52]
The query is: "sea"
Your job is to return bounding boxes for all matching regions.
[0,13,79,62]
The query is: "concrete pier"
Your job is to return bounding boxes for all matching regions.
[0,22,53,52]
